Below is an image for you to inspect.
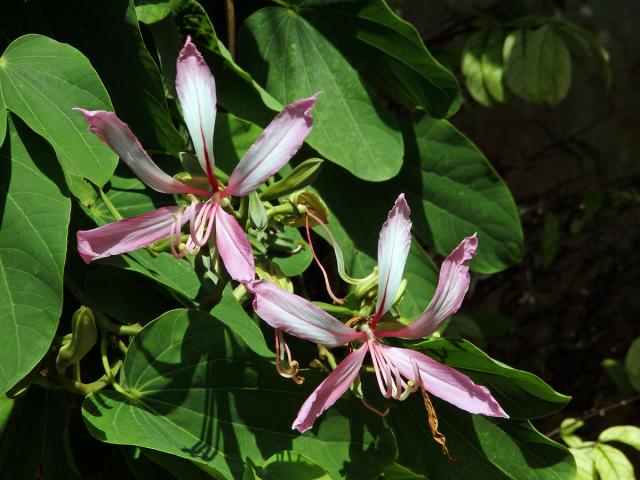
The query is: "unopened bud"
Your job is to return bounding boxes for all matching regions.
[261,158,324,201]
[56,307,98,374]
[248,191,267,231]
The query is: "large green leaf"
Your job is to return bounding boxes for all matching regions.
[83,309,396,480]
[0,34,117,186]
[413,338,570,419]
[391,116,522,273]
[0,387,80,480]
[315,115,522,274]
[135,0,180,24]
[285,0,460,117]
[388,397,576,479]
[593,444,635,480]
[32,0,183,156]
[239,7,404,182]
[504,25,572,106]
[0,117,71,394]
[599,425,640,451]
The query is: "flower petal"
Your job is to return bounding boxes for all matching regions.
[224,96,316,197]
[379,234,477,339]
[77,206,188,264]
[382,345,508,418]
[74,109,207,196]
[252,279,363,347]
[214,205,255,284]
[373,194,412,323]
[176,36,217,184]
[293,343,369,432]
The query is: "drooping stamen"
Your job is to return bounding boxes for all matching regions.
[189,200,216,247]
[307,210,365,285]
[421,386,453,460]
[274,329,304,385]
[369,340,409,400]
[169,207,186,259]
[360,396,390,417]
[305,213,344,305]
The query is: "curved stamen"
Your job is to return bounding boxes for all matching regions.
[190,200,215,247]
[274,329,304,384]
[305,214,344,305]
[169,207,186,259]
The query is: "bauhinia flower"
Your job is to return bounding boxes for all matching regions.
[75,36,316,284]
[252,194,508,439]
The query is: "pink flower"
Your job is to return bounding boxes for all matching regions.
[75,37,316,284]
[252,194,508,432]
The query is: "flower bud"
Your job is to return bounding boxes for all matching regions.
[248,191,267,231]
[261,158,324,201]
[56,306,98,374]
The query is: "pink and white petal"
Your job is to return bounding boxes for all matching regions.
[176,36,217,182]
[213,205,255,284]
[74,109,206,196]
[252,279,363,348]
[379,234,478,339]
[77,206,188,264]
[224,96,316,197]
[382,345,508,418]
[293,343,369,433]
[373,194,412,323]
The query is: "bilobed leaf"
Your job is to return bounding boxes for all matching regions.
[625,336,640,392]
[0,34,117,186]
[270,227,313,278]
[239,7,404,182]
[0,117,70,394]
[462,31,493,106]
[413,338,570,419]
[599,426,640,451]
[82,309,396,480]
[135,0,180,24]
[504,26,572,106]
[593,444,635,480]
[388,397,576,479]
[291,0,461,117]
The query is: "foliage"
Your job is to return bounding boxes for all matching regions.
[0,0,613,478]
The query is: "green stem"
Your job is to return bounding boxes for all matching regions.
[318,345,337,370]
[233,283,248,303]
[238,196,249,228]
[99,188,123,221]
[265,202,297,218]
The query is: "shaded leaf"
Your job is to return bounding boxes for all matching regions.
[624,336,640,392]
[599,426,640,452]
[0,117,70,394]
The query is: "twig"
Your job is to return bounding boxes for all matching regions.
[546,395,640,438]
[225,0,236,59]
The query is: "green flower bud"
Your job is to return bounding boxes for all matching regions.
[56,306,98,374]
[260,158,324,201]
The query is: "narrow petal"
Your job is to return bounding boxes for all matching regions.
[372,194,412,324]
[213,205,255,284]
[74,109,206,196]
[382,345,508,418]
[224,96,316,197]
[176,36,217,184]
[293,343,369,432]
[379,234,478,339]
[77,206,187,264]
[252,280,363,347]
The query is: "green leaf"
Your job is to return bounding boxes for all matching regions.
[269,227,313,278]
[388,397,576,479]
[29,0,183,156]
[315,116,523,274]
[569,446,595,480]
[414,338,570,419]
[504,26,572,106]
[394,116,523,272]
[593,444,635,480]
[135,0,180,24]
[0,387,80,480]
[260,451,331,480]
[83,309,396,480]
[625,336,640,392]
[0,117,71,394]
[239,7,404,182]
[0,34,117,186]
[212,287,273,359]
[599,426,640,451]
[0,95,6,146]
[381,463,426,479]
[144,449,226,479]
[462,31,493,106]
[482,30,507,103]
[289,0,460,117]
[213,113,264,176]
